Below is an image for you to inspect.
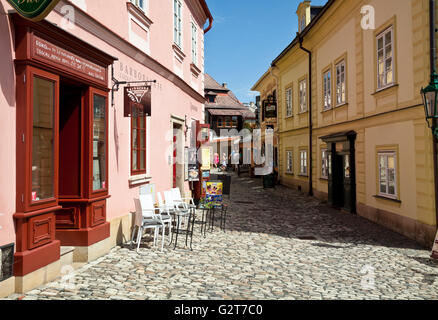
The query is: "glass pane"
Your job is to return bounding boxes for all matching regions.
[92,94,106,191]
[378,37,383,50]
[388,181,395,195]
[385,45,392,58]
[388,156,395,169]
[140,150,145,170]
[380,182,387,193]
[32,77,55,201]
[132,129,137,147]
[139,116,145,129]
[385,31,392,45]
[388,168,395,182]
[140,129,145,149]
[132,149,137,171]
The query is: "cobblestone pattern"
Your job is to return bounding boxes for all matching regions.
[6,174,438,300]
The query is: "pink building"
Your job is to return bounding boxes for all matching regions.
[0,0,213,296]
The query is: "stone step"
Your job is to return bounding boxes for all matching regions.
[60,246,75,267]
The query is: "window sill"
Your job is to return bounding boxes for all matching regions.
[321,107,332,113]
[298,110,308,115]
[126,2,153,28]
[285,172,294,176]
[298,174,308,177]
[335,102,348,108]
[285,115,294,119]
[320,177,329,181]
[129,174,152,186]
[190,63,201,77]
[373,194,401,204]
[372,83,399,96]
[172,44,185,62]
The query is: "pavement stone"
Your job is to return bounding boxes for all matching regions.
[6,173,438,300]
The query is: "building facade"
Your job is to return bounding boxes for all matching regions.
[0,0,212,296]
[255,0,437,248]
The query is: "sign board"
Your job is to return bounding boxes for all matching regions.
[31,35,107,86]
[188,165,199,182]
[7,0,60,21]
[124,86,152,117]
[206,181,223,207]
[201,148,211,171]
[263,98,277,119]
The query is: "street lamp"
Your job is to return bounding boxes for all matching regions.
[421,72,438,139]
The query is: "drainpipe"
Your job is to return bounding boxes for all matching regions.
[430,0,438,232]
[298,34,313,197]
[270,66,280,180]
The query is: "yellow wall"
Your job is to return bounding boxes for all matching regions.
[264,0,436,245]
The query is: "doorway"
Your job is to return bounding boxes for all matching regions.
[173,122,184,191]
[59,81,84,199]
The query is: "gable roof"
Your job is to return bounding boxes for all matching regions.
[205,73,229,92]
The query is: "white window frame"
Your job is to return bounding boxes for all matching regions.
[285,87,293,117]
[191,21,198,65]
[130,0,148,13]
[173,0,183,49]
[377,27,394,89]
[286,151,293,174]
[323,70,332,110]
[321,149,329,179]
[299,79,307,113]
[299,150,308,175]
[378,151,397,199]
[335,60,346,106]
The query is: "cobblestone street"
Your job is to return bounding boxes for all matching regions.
[7,174,438,300]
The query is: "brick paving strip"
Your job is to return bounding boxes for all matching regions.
[6,173,438,300]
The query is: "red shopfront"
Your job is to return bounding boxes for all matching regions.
[12,14,116,276]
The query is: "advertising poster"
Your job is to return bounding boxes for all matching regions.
[206,181,223,207]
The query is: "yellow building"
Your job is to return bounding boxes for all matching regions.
[251,70,279,179]
[255,0,437,248]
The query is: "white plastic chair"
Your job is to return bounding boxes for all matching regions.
[131,197,164,252]
[171,187,196,211]
[156,191,173,243]
[164,190,189,229]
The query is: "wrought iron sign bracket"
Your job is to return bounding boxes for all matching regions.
[111,65,156,107]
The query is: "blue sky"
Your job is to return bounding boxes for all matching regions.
[204,0,328,104]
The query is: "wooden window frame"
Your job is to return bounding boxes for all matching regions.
[131,106,147,176]
[321,148,329,180]
[322,66,333,111]
[299,149,308,176]
[173,0,183,49]
[286,150,293,174]
[298,77,308,113]
[335,59,347,107]
[376,148,399,200]
[285,86,293,118]
[376,26,395,90]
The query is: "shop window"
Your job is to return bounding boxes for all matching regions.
[299,150,308,176]
[131,106,147,175]
[323,70,332,111]
[321,149,329,179]
[32,76,55,202]
[378,151,397,198]
[217,116,223,128]
[377,27,394,89]
[224,116,232,127]
[286,151,293,174]
[92,94,107,191]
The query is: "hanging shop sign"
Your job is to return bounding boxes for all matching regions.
[264,95,277,119]
[124,85,152,117]
[8,0,60,21]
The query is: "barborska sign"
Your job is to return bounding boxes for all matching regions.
[7,0,61,21]
[124,86,152,117]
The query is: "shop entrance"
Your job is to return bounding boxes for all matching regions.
[59,81,84,199]
[321,131,357,214]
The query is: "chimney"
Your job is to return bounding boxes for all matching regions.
[222,83,227,89]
